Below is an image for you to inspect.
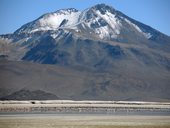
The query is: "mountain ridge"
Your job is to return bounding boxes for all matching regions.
[0,3,170,101]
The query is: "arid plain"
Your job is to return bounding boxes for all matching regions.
[0,115,170,128]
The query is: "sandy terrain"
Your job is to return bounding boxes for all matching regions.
[0,115,170,128]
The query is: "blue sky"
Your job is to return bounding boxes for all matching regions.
[0,0,170,36]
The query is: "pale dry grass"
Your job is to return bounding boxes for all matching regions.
[0,115,169,128]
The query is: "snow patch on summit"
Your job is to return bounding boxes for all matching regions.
[96,10,121,34]
[15,9,81,33]
[94,10,121,39]
[31,11,81,33]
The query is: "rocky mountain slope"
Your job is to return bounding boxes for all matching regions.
[0,4,170,101]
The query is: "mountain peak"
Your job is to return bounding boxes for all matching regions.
[93,3,112,8]
[14,8,81,34]
[12,3,167,43]
[1,3,170,102]
[54,8,79,14]
[91,3,116,14]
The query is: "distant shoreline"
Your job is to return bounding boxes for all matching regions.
[0,100,170,115]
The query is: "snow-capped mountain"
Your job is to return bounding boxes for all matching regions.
[1,4,169,62]
[0,4,170,101]
[14,4,154,41]
[15,8,81,34]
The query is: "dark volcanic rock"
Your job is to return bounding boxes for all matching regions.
[0,89,59,100]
